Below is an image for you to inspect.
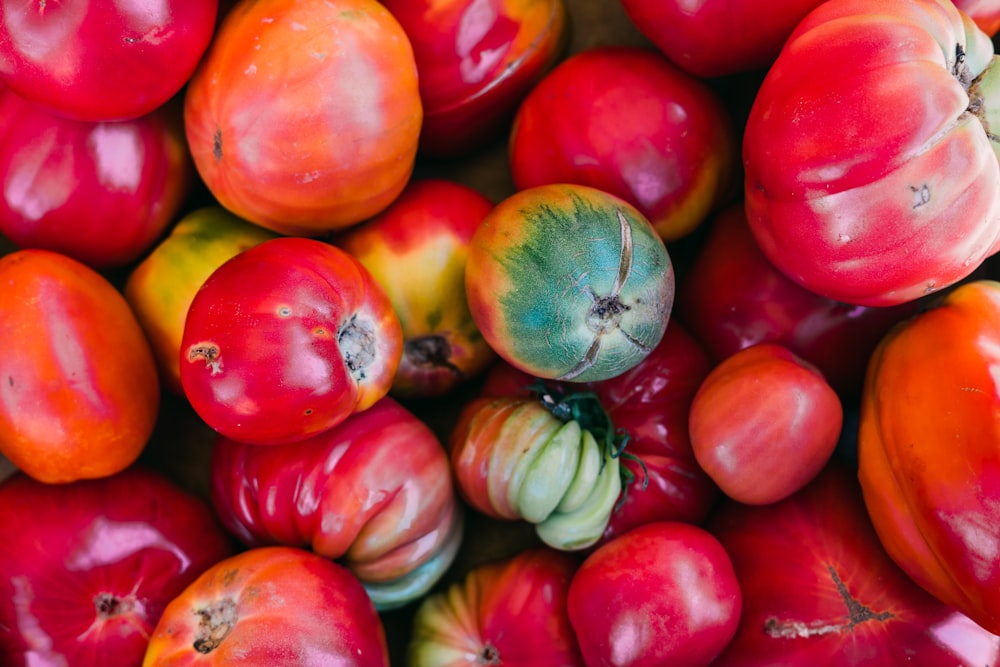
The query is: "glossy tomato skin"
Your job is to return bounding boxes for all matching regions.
[744,0,1000,306]
[333,179,497,398]
[184,0,422,236]
[0,0,217,121]
[0,249,160,483]
[210,397,462,610]
[143,546,390,666]
[466,183,675,383]
[180,237,403,446]
[858,279,1000,634]
[382,0,568,157]
[409,547,583,666]
[708,461,1000,666]
[509,46,738,242]
[0,466,235,667]
[567,521,741,667]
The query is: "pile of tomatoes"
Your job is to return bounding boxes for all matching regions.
[4,0,1000,665]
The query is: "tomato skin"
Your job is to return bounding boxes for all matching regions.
[143,546,390,666]
[743,0,1000,306]
[858,279,1000,634]
[0,0,218,122]
[0,249,160,484]
[955,0,1000,35]
[179,237,403,446]
[184,0,423,236]
[465,183,675,383]
[408,548,584,666]
[333,179,497,398]
[509,46,737,242]
[209,397,462,610]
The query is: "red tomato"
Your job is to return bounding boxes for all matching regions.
[509,45,738,241]
[210,397,461,610]
[0,466,235,667]
[0,0,218,121]
[689,343,843,505]
[0,249,160,483]
[143,546,390,666]
[408,548,583,666]
[954,0,1000,35]
[567,521,741,667]
[184,0,423,235]
[179,237,403,446]
[743,0,1000,306]
[708,461,1000,665]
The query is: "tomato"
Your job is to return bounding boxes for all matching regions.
[508,46,738,242]
[858,279,1000,634]
[332,179,497,398]
[954,0,1000,35]
[0,249,160,483]
[0,0,217,121]
[567,521,741,667]
[408,547,583,666]
[0,466,235,667]
[689,343,843,505]
[184,0,423,236]
[125,206,279,394]
[381,0,568,157]
[179,237,403,446]
[209,397,462,610]
[465,183,674,383]
[743,0,1000,306]
[143,546,390,666]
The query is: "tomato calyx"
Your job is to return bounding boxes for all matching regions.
[193,598,237,654]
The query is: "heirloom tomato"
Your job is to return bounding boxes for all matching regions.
[567,521,741,667]
[465,183,674,383]
[0,466,235,667]
[744,0,1000,306]
[184,0,422,236]
[210,397,462,610]
[0,249,160,483]
[180,237,402,446]
[332,179,497,398]
[858,279,1000,634]
[381,0,568,157]
[954,0,1000,35]
[689,343,843,505]
[0,88,192,269]
[708,461,1000,666]
[408,547,583,667]
[143,546,390,666]
[125,206,279,394]
[508,46,738,242]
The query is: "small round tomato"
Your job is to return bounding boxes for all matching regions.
[465,183,674,383]
[180,237,403,446]
[0,249,160,483]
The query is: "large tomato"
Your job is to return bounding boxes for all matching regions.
[184,0,423,236]
[858,279,1000,634]
[743,0,1000,306]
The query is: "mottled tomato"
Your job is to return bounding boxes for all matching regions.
[465,183,674,383]
[143,546,390,666]
[743,0,1000,306]
[0,249,160,483]
[0,466,235,667]
[708,461,1000,666]
[858,279,1000,634]
[332,179,497,398]
[184,0,423,236]
[180,237,402,446]
[408,548,583,666]
[509,46,737,242]
[381,0,568,157]
[126,206,278,394]
[0,0,218,121]
[210,397,462,610]
[567,521,741,667]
